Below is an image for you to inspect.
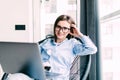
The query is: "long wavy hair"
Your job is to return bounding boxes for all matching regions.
[53,15,75,40]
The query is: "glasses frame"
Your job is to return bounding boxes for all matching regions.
[55,25,70,32]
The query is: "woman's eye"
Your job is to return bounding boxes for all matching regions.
[63,27,68,30]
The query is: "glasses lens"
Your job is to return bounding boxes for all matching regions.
[62,27,69,32]
[56,25,61,30]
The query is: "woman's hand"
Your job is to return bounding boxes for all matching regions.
[69,24,84,38]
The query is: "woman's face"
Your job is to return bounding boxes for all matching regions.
[55,20,70,41]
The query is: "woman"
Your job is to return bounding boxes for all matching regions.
[0,15,97,80]
[39,15,97,80]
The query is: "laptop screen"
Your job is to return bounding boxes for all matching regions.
[0,42,46,80]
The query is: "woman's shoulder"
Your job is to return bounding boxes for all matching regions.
[39,37,53,46]
[69,37,79,42]
[68,37,83,45]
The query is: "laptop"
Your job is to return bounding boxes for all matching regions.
[0,42,46,80]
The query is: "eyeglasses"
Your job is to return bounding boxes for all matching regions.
[55,25,70,32]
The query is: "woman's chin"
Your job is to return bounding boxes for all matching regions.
[57,36,64,39]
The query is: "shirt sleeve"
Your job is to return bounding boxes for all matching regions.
[73,35,97,56]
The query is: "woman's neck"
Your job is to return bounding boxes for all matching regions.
[55,38,66,43]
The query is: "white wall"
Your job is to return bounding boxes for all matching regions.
[0,0,41,42]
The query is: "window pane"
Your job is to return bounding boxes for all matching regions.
[44,0,57,13]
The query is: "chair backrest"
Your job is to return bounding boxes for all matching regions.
[80,55,91,80]
[69,55,91,80]
[38,36,91,80]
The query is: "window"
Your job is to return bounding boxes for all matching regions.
[99,0,120,80]
[40,0,79,39]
